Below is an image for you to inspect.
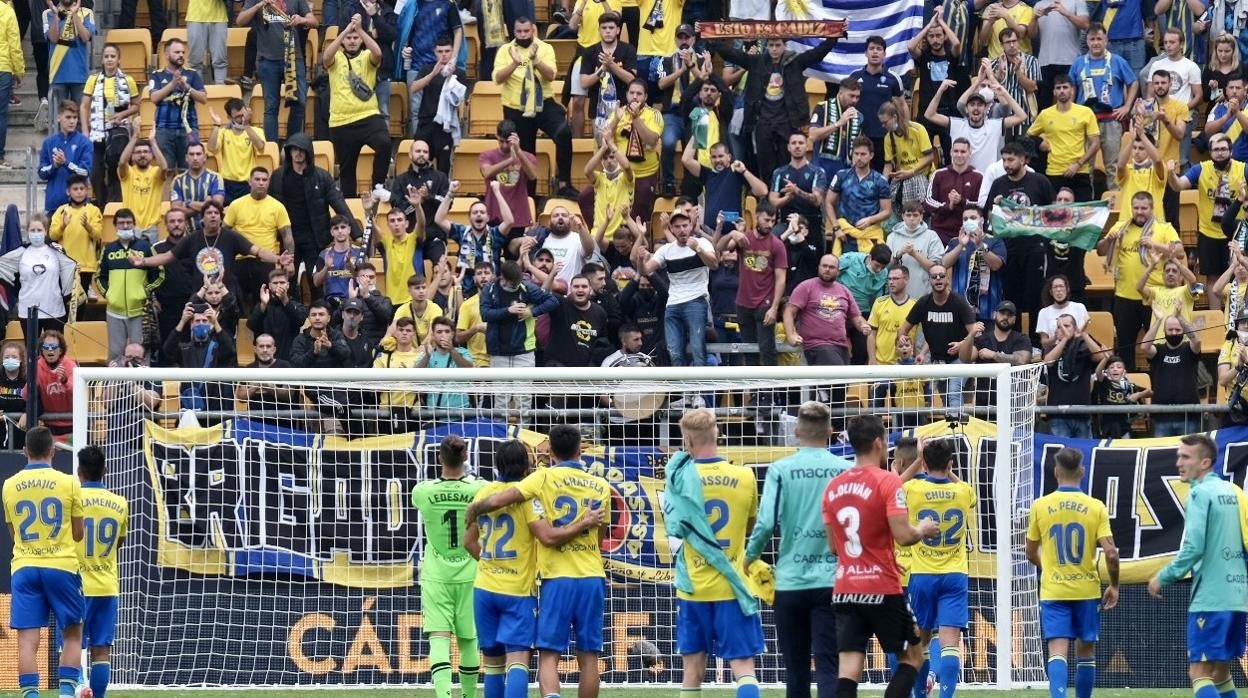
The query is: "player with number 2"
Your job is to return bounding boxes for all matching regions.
[3,427,87,698]
[466,425,611,698]
[411,435,487,698]
[1026,447,1118,698]
[822,415,937,698]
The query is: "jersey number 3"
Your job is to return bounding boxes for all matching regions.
[836,506,862,558]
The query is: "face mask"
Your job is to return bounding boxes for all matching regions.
[904,221,919,233]
[1237,330,1248,343]
[963,219,981,234]
[192,324,212,342]
[2,358,18,372]
[515,37,533,48]
[1165,333,1184,347]
[28,232,45,246]
[117,228,135,241]
[343,316,361,330]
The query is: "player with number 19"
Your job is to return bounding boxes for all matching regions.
[3,427,87,698]
[411,436,487,698]
[75,445,128,698]
[1025,447,1118,698]
[822,416,938,698]
[465,441,606,698]
[466,425,612,698]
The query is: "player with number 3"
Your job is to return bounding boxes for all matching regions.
[411,436,487,698]
[822,415,938,698]
[1026,447,1118,698]
[3,427,87,698]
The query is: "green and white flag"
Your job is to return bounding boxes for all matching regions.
[990,199,1109,251]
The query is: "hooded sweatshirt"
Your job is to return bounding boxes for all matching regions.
[886,220,946,299]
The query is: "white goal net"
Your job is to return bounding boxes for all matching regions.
[72,364,1046,689]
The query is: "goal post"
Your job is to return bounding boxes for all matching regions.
[71,363,1045,689]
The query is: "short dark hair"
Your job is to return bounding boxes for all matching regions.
[1087,22,1107,35]
[25,426,55,461]
[202,200,224,217]
[431,316,455,332]
[225,97,246,114]
[852,136,874,153]
[865,35,886,50]
[846,415,886,455]
[675,195,698,209]
[839,77,861,92]
[1180,434,1217,464]
[394,316,416,329]
[439,434,468,468]
[497,120,517,138]
[250,166,270,178]
[1000,142,1030,159]
[599,10,621,25]
[268,267,289,281]
[407,274,428,287]
[963,203,983,217]
[329,214,351,229]
[618,323,642,339]
[114,207,136,224]
[1052,74,1073,88]
[308,300,333,314]
[356,261,377,275]
[548,424,582,462]
[78,445,106,482]
[1054,446,1083,472]
[888,263,910,277]
[922,439,954,472]
[582,261,605,276]
[500,260,523,284]
[435,34,454,47]
[869,243,892,266]
[67,174,89,189]
[755,200,779,219]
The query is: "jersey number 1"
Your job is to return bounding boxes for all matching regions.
[443,510,460,549]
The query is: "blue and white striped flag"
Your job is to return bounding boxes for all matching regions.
[776,0,925,83]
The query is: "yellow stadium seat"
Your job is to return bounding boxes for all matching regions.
[138,87,155,133]
[446,197,476,227]
[65,322,110,366]
[534,0,549,23]
[1084,251,1114,294]
[1102,190,1120,230]
[107,29,153,90]
[198,84,243,141]
[236,320,255,367]
[101,202,123,245]
[257,141,281,174]
[313,140,335,175]
[534,139,556,196]
[465,32,479,81]
[389,81,408,139]
[468,81,503,137]
[450,139,501,195]
[1193,309,1229,355]
[1180,188,1199,248]
[1086,311,1115,349]
[305,27,320,73]
[394,139,415,176]
[805,78,827,118]
[160,28,187,49]
[650,197,677,244]
[845,383,869,408]
[226,27,249,82]
[570,138,597,191]
[548,40,578,77]
[1126,373,1152,402]
[354,146,390,197]
[539,198,578,227]
[345,198,366,229]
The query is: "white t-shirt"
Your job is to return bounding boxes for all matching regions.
[18,245,67,319]
[1035,301,1090,339]
[951,117,1006,175]
[1147,56,1202,105]
[652,237,713,306]
[540,232,588,283]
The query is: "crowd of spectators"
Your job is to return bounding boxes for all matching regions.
[6,0,1248,437]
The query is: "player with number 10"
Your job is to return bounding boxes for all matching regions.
[410,436,487,698]
[1025,447,1118,698]
[466,425,611,698]
[3,427,87,698]
[822,415,938,698]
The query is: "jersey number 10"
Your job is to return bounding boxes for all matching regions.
[1048,522,1087,565]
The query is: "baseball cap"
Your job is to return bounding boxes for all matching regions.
[341,298,366,313]
[676,23,696,37]
[996,301,1018,315]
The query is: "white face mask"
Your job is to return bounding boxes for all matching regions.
[117,228,135,241]
[962,218,981,234]
[2,358,18,372]
[28,232,45,246]
[1238,330,1248,344]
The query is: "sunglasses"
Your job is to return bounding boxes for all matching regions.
[40,343,60,350]
[929,273,947,280]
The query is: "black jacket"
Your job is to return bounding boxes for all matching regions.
[709,37,839,131]
[270,133,361,252]
[340,0,399,79]
[247,296,309,361]
[289,328,351,368]
[678,75,735,137]
[332,290,394,345]
[162,327,238,369]
[388,164,450,234]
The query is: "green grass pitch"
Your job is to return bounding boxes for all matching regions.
[0,689,1189,697]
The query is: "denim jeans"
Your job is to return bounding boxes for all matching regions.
[932,359,965,411]
[1108,38,1146,72]
[321,0,350,28]
[407,68,426,137]
[1049,415,1093,439]
[1152,414,1196,437]
[665,296,708,367]
[0,72,11,156]
[155,127,190,170]
[661,111,686,189]
[375,79,391,120]
[258,57,307,141]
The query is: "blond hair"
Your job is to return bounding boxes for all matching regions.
[679,408,719,448]
[795,400,832,441]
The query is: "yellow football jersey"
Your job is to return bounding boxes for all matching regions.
[472,481,542,597]
[3,465,84,574]
[1026,487,1113,601]
[516,463,611,579]
[904,477,976,575]
[678,457,759,602]
[79,483,129,597]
